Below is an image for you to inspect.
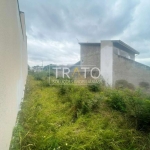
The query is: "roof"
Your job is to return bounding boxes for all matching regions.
[79,43,100,46]
[112,40,139,54]
[79,40,139,54]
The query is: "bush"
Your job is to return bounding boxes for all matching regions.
[91,95,103,110]
[88,83,101,92]
[108,90,126,113]
[146,95,150,100]
[139,82,150,90]
[33,72,47,81]
[115,80,135,90]
[59,85,68,95]
[127,83,135,90]
[125,91,150,131]
[41,78,50,87]
[136,100,150,131]
[58,85,74,96]
[71,89,93,117]
[49,71,55,77]
[59,87,103,120]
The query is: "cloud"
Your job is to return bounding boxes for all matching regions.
[116,0,150,63]
[19,0,150,67]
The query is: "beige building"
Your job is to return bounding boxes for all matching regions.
[0,0,27,149]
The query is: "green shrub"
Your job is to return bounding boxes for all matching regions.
[88,83,101,92]
[63,88,103,120]
[108,90,126,113]
[59,85,67,95]
[91,95,103,110]
[115,80,135,90]
[136,100,150,131]
[58,85,74,96]
[139,82,150,90]
[125,91,150,131]
[49,71,55,77]
[41,78,50,87]
[33,72,47,81]
[127,83,135,90]
[72,89,93,116]
[146,95,150,100]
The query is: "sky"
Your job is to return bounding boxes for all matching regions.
[19,0,150,67]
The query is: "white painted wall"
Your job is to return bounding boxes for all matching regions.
[0,0,27,149]
[100,41,113,86]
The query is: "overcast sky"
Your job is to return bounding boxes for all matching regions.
[19,0,150,67]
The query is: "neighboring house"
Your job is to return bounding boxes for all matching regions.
[0,0,27,149]
[32,66,43,72]
[78,40,150,90]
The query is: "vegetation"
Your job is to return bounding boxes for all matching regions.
[10,73,150,150]
[139,81,150,90]
[115,79,135,90]
[88,83,102,92]
[107,90,126,113]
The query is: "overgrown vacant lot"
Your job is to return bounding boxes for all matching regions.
[10,74,150,150]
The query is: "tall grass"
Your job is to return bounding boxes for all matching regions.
[10,76,150,150]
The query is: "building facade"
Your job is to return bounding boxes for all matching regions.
[79,40,150,91]
[0,0,27,149]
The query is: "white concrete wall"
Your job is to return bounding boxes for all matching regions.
[0,0,27,149]
[100,41,113,86]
